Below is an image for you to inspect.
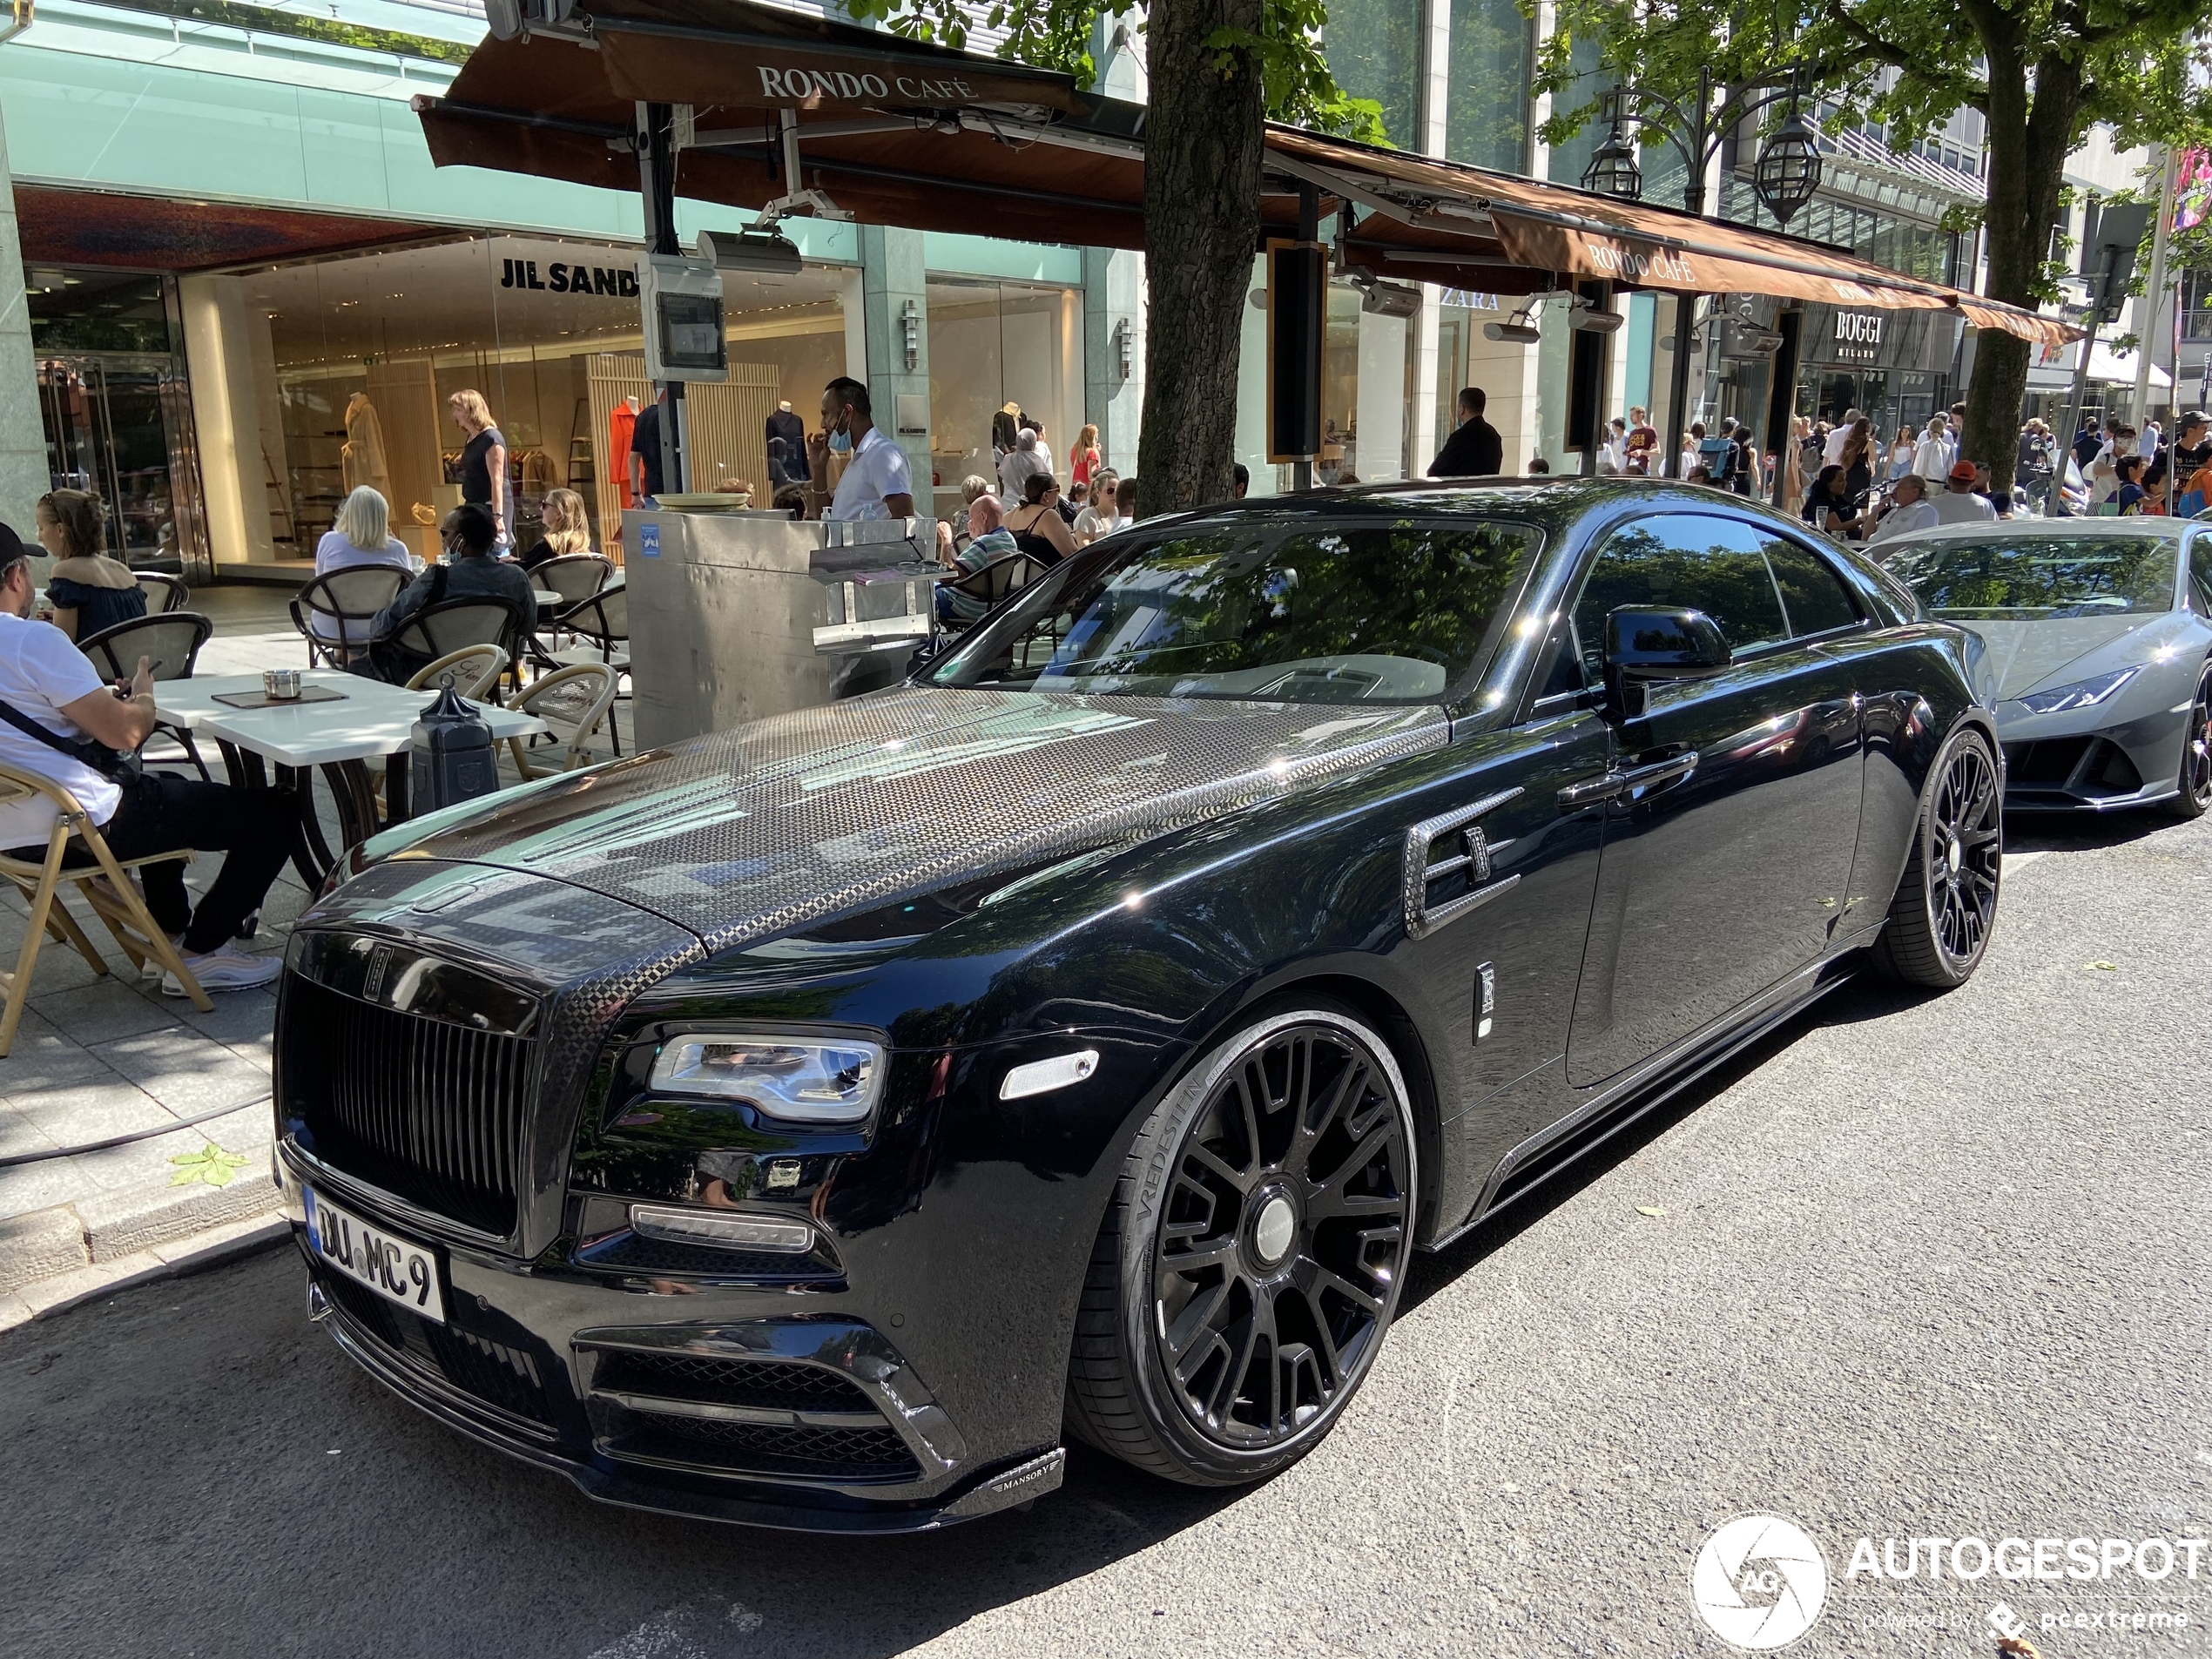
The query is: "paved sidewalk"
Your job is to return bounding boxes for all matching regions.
[1,586,624,1319]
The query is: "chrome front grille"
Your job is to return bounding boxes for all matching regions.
[279,969,533,1237]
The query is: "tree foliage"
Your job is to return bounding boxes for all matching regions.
[844,0,1386,143]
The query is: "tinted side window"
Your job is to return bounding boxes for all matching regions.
[1574,514,1788,679]
[2191,533,2212,612]
[1761,536,1862,637]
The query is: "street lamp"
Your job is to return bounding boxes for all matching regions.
[1753,106,1824,226]
[1581,92,1643,201]
[1586,68,1824,504]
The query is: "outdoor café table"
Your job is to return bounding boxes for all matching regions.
[151,671,546,887]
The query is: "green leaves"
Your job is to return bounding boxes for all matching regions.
[169,1142,251,1188]
[847,0,1386,141]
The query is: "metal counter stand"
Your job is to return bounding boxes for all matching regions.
[621,506,941,747]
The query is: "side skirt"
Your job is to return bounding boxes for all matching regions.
[1426,942,1869,1251]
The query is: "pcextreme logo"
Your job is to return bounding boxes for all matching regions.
[1689,1514,1831,1650]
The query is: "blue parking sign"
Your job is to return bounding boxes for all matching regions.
[638,523,660,558]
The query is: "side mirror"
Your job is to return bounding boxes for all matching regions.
[1603,606,1730,716]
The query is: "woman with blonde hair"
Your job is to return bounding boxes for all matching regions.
[522,487,592,571]
[447,388,509,550]
[313,485,412,655]
[35,489,143,641]
[1069,423,1101,491]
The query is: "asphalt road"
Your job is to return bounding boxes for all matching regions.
[3,810,2207,1659]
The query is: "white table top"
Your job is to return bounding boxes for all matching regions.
[531,589,561,605]
[153,671,545,770]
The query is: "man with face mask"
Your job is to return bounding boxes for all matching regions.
[806,378,915,522]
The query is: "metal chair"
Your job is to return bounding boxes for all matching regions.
[291,566,410,667]
[135,572,191,615]
[0,759,210,1055]
[550,585,629,753]
[532,553,613,607]
[406,644,510,700]
[76,610,217,781]
[501,663,617,778]
[940,552,1048,629]
[387,595,529,671]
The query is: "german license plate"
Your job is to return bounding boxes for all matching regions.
[305,1185,445,1324]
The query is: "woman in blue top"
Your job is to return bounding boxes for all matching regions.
[35,489,145,643]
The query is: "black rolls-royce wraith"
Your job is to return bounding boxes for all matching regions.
[276,478,2000,1531]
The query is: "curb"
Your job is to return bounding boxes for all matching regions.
[0,1172,288,1328]
[0,1211,289,1332]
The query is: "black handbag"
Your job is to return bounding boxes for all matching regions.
[0,695,143,786]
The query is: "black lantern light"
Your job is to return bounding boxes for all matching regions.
[1580,91,1643,201]
[1753,105,1824,226]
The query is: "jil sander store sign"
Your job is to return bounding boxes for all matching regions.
[499,253,640,298]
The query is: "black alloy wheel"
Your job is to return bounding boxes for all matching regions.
[1871,725,2001,988]
[2165,663,2212,819]
[1065,1003,1416,1485]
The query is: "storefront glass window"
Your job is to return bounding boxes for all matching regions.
[1325,0,1425,148]
[925,279,1082,516]
[224,236,854,562]
[1445,0,1529,172]
[26,269,207,576]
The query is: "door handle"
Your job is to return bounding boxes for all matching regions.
[1557,749,1700,810]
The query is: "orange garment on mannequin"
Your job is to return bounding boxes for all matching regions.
[610,403,637,508]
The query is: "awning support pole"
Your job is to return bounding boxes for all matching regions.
[1765,306,1802,509]
[637,99,688,496]
[1295,180,1318,493]
[2054,195,2110,518]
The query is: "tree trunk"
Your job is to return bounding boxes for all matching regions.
[1136,0,1264,513]
[1962,51,2080,474]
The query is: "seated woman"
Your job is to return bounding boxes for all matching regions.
[36,489,145,643]
[313,487,414,659]
[357,503,536,684]
[1005,472,1076,565]
[1800,465,1867,541]
[520,488,592,572]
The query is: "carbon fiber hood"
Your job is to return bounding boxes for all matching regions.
[368,686,1449,957]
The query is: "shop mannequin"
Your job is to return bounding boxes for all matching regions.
[610,395,639,509]
[766,398,807,483]
[341,392,392,504]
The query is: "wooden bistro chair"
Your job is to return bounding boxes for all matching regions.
[135,571,191,615]
[290,566,409,668]
[549,585,629,753]
[501,663,617,779]
[77,610,218,782]
[0,760,210,1055]
[406,644,510,701]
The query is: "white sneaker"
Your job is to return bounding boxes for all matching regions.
[143,934,185,980]
[163,947,280,996]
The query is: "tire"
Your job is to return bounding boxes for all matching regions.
[1871,724,2001,988]
[1064,1001,1418,1486]
[2162,662,2212,819]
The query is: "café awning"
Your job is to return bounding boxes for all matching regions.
[414,0,2074,344]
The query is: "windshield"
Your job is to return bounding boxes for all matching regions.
[924,518,1541,703]
[1882,535,2179,618]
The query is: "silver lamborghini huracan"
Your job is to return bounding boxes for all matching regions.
[1879,518,2212,815]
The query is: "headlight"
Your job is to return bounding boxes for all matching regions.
[648,1034,885,1125]
[2015,668,2139,715]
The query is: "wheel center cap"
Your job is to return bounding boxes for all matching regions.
[1947,835,1962,876]
[1251,1194,1297,1267]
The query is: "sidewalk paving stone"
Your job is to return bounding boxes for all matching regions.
[25,978,178,1045]
[0,1157,100,1223]
[78,1172,280,1262]
[88,1027,271,1115]
[0,1207,89,1291]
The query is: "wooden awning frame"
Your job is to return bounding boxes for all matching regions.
[413,0,2075,344]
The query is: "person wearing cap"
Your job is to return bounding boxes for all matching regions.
[1868,473,1943,544]
[0,523,289,993]
[1932,458,1999,525]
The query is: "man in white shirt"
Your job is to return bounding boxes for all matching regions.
[806,379,915,523]
[997,428,1049,504]
[1823,408,1862,468]
[1868,473,1943,544]
[0,526,284,991]
[1932,460,1999,525]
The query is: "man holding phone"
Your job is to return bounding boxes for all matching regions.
[0,523,287,992]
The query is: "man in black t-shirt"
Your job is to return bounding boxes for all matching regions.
[628,390,667,502]
[2168,411,2211,489]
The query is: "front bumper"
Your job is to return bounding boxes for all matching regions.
[280,1148,1064,1533]
[1998,699,2185,813]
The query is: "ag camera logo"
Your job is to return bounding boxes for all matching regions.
[1690,1514,1830,1649]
